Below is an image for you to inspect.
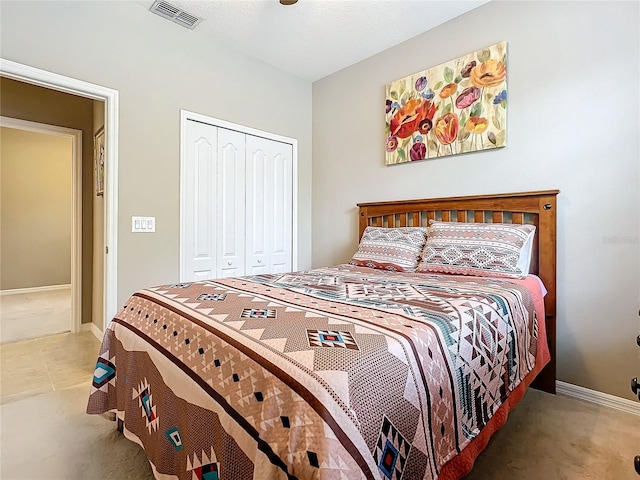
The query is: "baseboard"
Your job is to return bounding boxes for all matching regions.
[0,284,72,296]
[81,322,104,342]
[556,380,640,416]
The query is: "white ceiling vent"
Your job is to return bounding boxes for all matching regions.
[149,0,202,30]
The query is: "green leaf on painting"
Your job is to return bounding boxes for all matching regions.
[492,116,501,130]
[443,103,452,115]
[470,102,482,118]
[454,75,463,84]
[487,131,497,145]
[460,112,467,128]
[390,91,398,100]
[496,130,506,146]
[485,93,493,103]
[444,67,453,83]
[428,139,438,152]
[434,80,443,91]
[458,130,470,142]
[397,148,406,159]
[460,79,471,88]
[501,100,507,109]
[478,49,491,63]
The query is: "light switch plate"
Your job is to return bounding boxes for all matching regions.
[132,216,156,233]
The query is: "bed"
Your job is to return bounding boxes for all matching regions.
[87,190,559,480]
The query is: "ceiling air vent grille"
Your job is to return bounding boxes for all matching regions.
[149,0,202,30]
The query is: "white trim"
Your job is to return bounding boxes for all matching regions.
[0,58,119,333]
[81,322,104,342]
[556,380,640,416]
[0,284,71,296]
[179,110,299,280]
[179,112,189,282]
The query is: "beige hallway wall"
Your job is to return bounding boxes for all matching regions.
[92,100,105,330]
[0,127,72,289]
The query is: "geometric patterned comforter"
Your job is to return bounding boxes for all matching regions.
[87,264,548,480]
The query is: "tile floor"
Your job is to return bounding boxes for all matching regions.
[0,331,101,405]
[0,288,72,344]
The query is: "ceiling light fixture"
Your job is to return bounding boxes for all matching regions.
[280,0,298,5]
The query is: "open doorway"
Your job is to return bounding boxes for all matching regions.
[0,118,82,343]
[0,60,119,335]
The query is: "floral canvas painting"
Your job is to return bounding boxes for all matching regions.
[385,41,507,165]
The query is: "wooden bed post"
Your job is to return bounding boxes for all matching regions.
[530,192,558,394]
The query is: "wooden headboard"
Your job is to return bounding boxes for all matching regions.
[357,190,559,394]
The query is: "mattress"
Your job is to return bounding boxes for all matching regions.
[87,264,549,480]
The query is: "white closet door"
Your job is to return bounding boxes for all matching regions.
[216,128,246,278]
[245,136,293,274]
[182,120,217,282]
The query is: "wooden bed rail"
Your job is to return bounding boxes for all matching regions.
[357,190,560,394]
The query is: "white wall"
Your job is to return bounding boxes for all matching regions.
[0,1,312,306]
[312,1,639,400]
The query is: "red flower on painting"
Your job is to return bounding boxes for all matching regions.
[389,98,437,139]
[434,113,459,145]
[409,142,427,161]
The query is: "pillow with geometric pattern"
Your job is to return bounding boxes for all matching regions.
[350,226,429,272]
[415,220,536,278]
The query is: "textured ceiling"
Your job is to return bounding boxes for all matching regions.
[132,0,489,81]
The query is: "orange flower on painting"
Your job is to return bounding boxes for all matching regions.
[465,116,489,134]
[439,83,458,99]
[389,98,437,139]
[470,59,506,88]
[434,113,459,145]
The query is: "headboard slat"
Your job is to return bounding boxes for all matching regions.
[512,212,524,224]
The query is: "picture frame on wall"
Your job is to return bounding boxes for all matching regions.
[94,126,105,196]
[385,41,507,165]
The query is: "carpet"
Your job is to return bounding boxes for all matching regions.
[1,384,638,479]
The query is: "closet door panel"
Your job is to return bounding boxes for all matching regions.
[245,146,270,275]
[182,121,217,282]
[270,145,293,274]
[246,136,293,274]
[216,128,246,278]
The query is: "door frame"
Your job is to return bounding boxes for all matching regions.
[179,109,299,281]
[0,58,119,334]
[0,116,82,333]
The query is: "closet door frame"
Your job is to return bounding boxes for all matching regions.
[179,109,298,281]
